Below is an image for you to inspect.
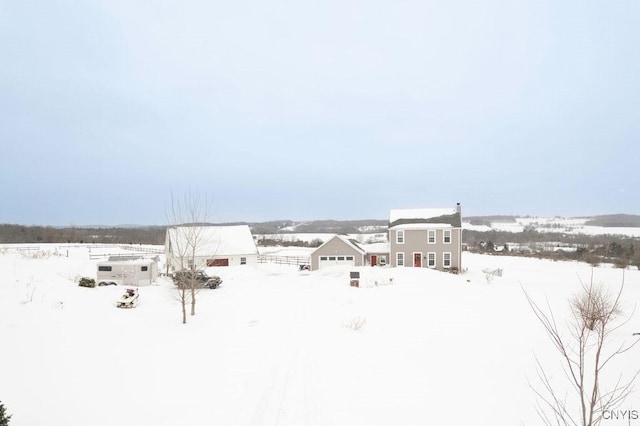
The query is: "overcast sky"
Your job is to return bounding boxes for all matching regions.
[1,1,639,226]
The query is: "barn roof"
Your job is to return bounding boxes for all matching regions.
[166,225,258,256]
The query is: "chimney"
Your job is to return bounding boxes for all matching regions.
[456,202,461,214]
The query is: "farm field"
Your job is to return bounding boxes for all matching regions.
[1,244,639,426]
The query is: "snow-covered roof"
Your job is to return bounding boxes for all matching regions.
[392,223,453,230]
[359,242,390,253]
[390,208,457,223]
[312,234,366,255]
[167,225,258,256]
[389,207,461,229]
[98,257,156,266]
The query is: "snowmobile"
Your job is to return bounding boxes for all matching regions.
[116,288,139,308]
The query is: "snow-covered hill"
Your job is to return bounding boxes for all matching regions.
[464,216,640,237]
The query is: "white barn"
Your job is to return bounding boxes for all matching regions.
[165,225,259,272]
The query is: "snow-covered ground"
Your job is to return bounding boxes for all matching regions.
[1,245,639,425]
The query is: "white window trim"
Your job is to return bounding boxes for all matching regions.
[396,252,404,267]
[443,252,452,268]
[427,252,436,268]
[443,229,452,244]
[427,229,436,244]
[396,230,405,244]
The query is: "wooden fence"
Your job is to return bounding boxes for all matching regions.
[88,244,164,260]
[257,255,310,266]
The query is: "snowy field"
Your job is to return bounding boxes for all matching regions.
[1,245,639,426]
[463,217,640,237]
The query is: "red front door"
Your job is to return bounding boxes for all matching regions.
[414,253,422,267]
[371,255,377,266]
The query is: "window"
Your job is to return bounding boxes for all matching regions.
[98,266,112,272]
[320,256,328,261]
[240,257,246,265]
[443,252,451,268]
[443,230,451,244]
[329,256,336,261]
[337,256,345,261]
[396,230,404,244]
[346,256,354,261]
[397,252,404,266]
[428,230,436,244]
[379,256,387,266]
[141,266,148,272]
[428,252,436,268]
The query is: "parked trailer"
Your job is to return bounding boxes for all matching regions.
[97,257,158,287]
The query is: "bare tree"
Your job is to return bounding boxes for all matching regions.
[173,278,190,325]
[523,271,640,426]
[166,191,215,322]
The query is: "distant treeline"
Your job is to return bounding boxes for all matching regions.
[464,229,640,268]
[0,219,388,244]
[0,224,166,244]
[464,229,640,251]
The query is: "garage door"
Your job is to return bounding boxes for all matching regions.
[318,255,355,269]
[207,258,229,267]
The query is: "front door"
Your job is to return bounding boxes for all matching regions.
[414,253,422,268]
[371,255,377,266]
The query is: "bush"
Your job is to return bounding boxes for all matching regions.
[78,277,96,288]
[0,400,11,426]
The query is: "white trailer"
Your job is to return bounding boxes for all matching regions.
[97,256,158,287]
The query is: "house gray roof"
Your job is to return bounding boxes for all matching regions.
[389,207,462,228]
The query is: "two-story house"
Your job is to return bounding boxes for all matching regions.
[389,203,462,270]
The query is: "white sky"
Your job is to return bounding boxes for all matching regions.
[1,1,639,226]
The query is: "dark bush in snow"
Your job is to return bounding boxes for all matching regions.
[78,277,96,288]
[0,401,11,426]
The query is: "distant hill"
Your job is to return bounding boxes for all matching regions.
[464,215,518,226]
[464,214,640,228]
[3,214,640,244]
[584,214,640,227]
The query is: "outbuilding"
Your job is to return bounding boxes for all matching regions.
[165,225,259,272]
[310,235,366,271]
[97,256,159,286]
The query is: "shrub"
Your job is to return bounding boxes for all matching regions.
[78,277,96,288]
[0,400,11,426]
